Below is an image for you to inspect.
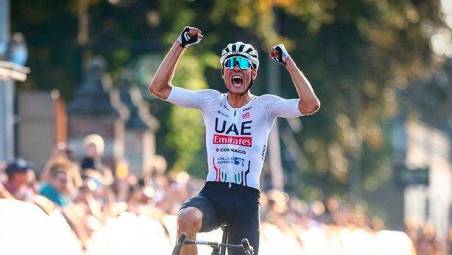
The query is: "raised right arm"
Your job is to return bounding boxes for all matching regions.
[148,41,185,100]
[148,26,203,100]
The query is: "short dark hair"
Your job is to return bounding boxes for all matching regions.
[4,158,32,177]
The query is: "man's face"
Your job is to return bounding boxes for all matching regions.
[222,57,257,94]
[9,171,30,188]
[52,172,68,193]
[86,143,99,158]
[7,171,34,200]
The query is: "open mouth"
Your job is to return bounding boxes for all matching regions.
[231,75,243,87]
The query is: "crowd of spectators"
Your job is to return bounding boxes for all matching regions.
[260,189,450,255]
[0,133,450,255]
[404,218,451,255]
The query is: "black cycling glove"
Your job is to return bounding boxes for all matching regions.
[177,26,203,48]
[270,44,289,65]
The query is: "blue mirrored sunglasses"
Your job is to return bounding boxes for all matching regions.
[223,56,253,70]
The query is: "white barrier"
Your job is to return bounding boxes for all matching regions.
[86,212,172,255]
[152,220,415,255]
[0,200,416,255]
[292,225,416,255]
[86,213,222,255]
[0,199,83,255]
[260,223,303,255]
[374,230,416,255]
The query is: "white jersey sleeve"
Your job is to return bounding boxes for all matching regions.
[259,94,303,119]
[166,86,220,110]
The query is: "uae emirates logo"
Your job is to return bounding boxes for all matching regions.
[213,134,252,147]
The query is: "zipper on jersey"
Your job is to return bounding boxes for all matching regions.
[229,109,239,188]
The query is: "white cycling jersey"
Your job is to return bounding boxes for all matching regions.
[167,86,303,190]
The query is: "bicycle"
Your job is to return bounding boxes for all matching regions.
[172,224,254,255]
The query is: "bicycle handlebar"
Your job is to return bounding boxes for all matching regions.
[175,233,254,255]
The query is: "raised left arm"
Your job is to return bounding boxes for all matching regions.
[271,44,320,115]
[285,56,320,115]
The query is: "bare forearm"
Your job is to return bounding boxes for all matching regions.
[285,57,320,115]
[148,41,185,99]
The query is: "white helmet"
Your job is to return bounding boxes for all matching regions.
[220,41,259,70]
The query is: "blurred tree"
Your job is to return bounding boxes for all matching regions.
[12,0,448,197]
[11,0,80,99]
[270,0,445,199]
[166,54,208,176]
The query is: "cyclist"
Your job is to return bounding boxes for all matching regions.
[149,26,320,255]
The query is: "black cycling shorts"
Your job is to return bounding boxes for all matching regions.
[180,181,260,255]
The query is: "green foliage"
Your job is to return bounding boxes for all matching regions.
[166,54,207,176]
[272,0,446,196]
[11,0,448,197]
[11,0,80,99]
